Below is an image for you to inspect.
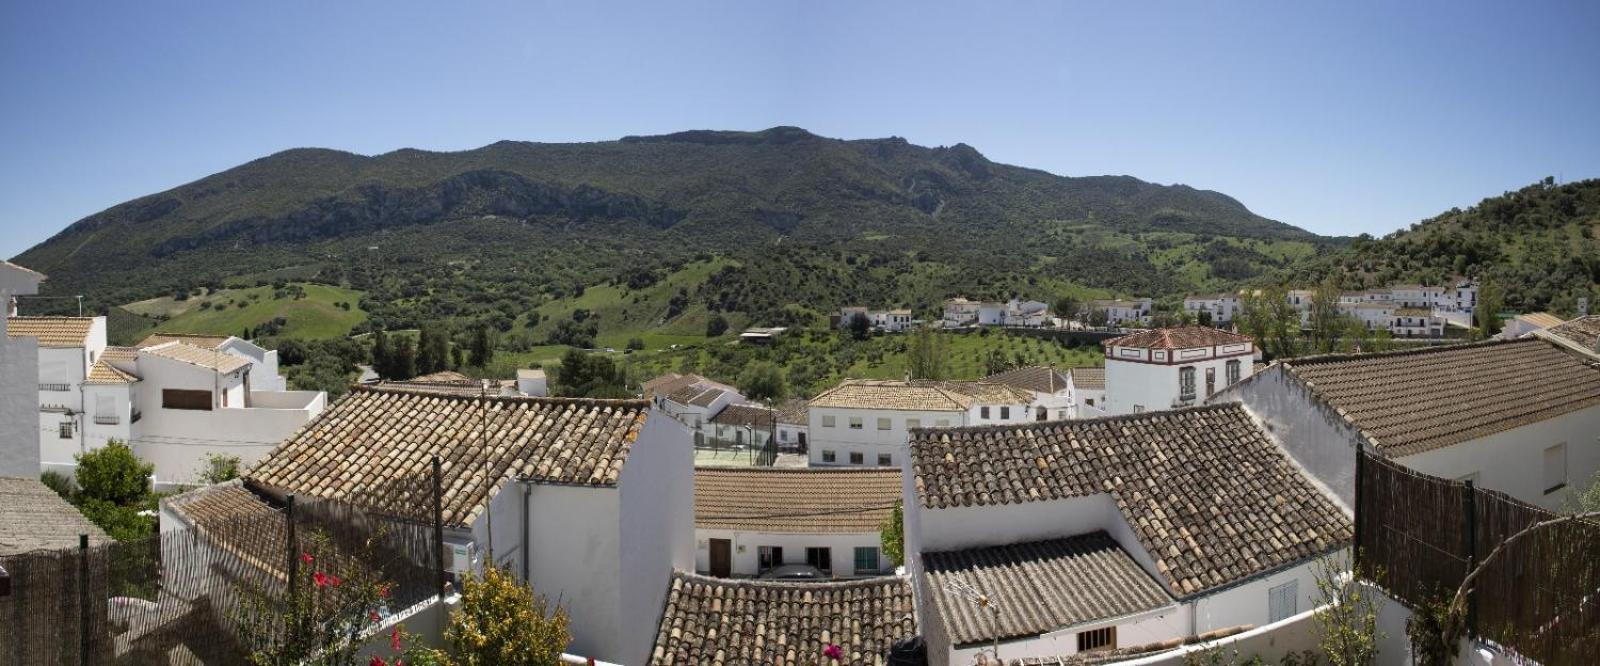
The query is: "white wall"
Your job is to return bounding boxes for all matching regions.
[615,410,694,666]
[1401,406,1600,512]
[526,483,621,661]
[1189,554,1333,635]
[1104,345,1251,416]
[694,528,887,577]
[916,494,1122,554]
[0,316,40,478]
[1217,368,1364,508]
[809,405,962,466]
[947,606,1184,666]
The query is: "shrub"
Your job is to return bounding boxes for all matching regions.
[75,440,152,506]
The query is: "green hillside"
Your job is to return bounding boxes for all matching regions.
[122,282,366,340]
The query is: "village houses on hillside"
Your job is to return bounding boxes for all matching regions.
[804,379,1034,467]
[1101,326,1255,415]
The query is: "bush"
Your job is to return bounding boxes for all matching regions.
[442,564,570,666]
[76,440,152,506]
[41,470,75,499]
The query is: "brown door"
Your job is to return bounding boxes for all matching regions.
[709,539,732,577]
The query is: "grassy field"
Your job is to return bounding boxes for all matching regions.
[122,283,367,340]
[525,258,738,344]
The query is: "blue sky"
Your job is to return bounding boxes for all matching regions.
[3,1,1598,258]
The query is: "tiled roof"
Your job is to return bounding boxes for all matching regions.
[709,403,776,430]
[808,379,1029,412]
[648,373,738,407]
[775,398,809,425]
[412,370,473,382]
[5,316,95,348]
[372,379,492,397]
[1393,307,1433,317]
[650,572,916,665]
[1281,338,1600,456]
[0,259,45,277]
[0,477,111,555]
[1011,626,1252,665]
[1068,367,1104,391]
[135,332,231,349]
[694,467,901,533]
[142,342,252,373]
[85,360,139,384]
[908,404,1350,597]
[985,365,1069,394]
[923,532,1173,646]
[1514,312,1564,329]
[248,386,650,527]
[100,346,139,365]
[1103,326,1252,350]
[1542,315,1600,352]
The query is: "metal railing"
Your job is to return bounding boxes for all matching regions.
[93,415,119,425]
[40,383,71,392]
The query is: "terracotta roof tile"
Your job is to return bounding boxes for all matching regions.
[100,346,139,365]
[809,379,1030,412]
[924,532,1173,646]
[695,467,901,533]
[985,365,1070,394]
[136,332,231,349]
[248,386,650,527]
[1514,312,1564,329]
[908,404,1350,598]
[1103,326,1252,350]
[709,403,776,429]
[650,572,916,665]
[1543,315,1600,352]
[775,398,809,425]
[0,477,111,555]
[1068,367,1104,391]
[143,342,252,373]
[5,316,95,348]
[1282,338,1600,456]
[84,360,139,384]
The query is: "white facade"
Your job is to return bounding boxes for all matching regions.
[516,368,548,396]
[1103,338,1254,415]
[1003,299,1050,327]
[1090,299,1154,327]
[0,263,44,478]
[840,307,914,332]
[809,405,964,467]
[694,528,889,578]
[1183,294,1241,324]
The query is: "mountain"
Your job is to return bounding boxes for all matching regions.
[14,126,1327,340]
[1287,178,1600,314]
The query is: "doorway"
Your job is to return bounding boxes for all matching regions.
[709,538,732,577]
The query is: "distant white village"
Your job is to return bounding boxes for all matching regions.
[4,257,1598,665]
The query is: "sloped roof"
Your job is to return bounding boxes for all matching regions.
[908,404,1350,598]
[85,360,139,384]
[0,259,45,277]
[5,316,95,348]
[646,373,737,407]
[142,342,252,373]
[135,332,231,350]
[808,379,1029,411]
[708,403,776,430]
[775,398,809,425]
[923,532,1173,646]
[248,386,650,527]
[412,370,472,383]
[1514,312,1564,329]
[694,467,901,533]
[1393,307,1433,317]
[0,477,111,555]
[1541,315,1600,352]
[985,365,1070,394]
[1282,338,1600,456]
[650,572,915,665]
[1104,326,1252,350]
[100,346,139,365]
[1068,367,1104,391]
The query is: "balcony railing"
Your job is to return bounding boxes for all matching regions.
[94,415,120,425]
[39,383,71,392]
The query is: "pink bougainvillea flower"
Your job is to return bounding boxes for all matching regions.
[301,553,314,564]
[378,583,391,599]
[369,611,381,622]
[390,626,402,651]
[368,657,386,666]
[823,644,843,660]
[313,572,330,588]
[330,575,342,587]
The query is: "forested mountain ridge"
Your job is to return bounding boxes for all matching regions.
[1287,178,1600,314]
[13,127,1325,339]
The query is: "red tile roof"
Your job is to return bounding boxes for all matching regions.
[1104,326,1252,350]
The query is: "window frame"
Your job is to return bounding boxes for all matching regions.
[805,547,832,573]
[877,453,891,466]
[849,452,864,465]
[1178,366,1196,400]
[821,450,836,463]
[1076,626,1116,652]
[1268,579,1299,623]
[848,416,863,430]
[906,418,921,429]
[758,546,783,572]
[1543,442,1568,495]
[1226,359,1241,385]
[853,546,881,574]
[876,417,891,431]
[980,406,990,419]
[162,388,213,411]
[1000,406,1010,420]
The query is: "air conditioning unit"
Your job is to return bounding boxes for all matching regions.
[444,538,477,575]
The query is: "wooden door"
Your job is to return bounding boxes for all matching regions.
[709,538,732,577]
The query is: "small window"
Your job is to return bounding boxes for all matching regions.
[1085,398,1095,406]
[1077,626,1115,652]
[1178,366,1196,400]
[848,417,863,430]
[980,406,990,419]
[806,547,832,573]
[58,421,73,439]
[849,452,864,465]
[1268,580,1299,622]
[1133,405,1145,413]
[822,415,836,428]
[877,417,891,431]
[853,547,880,573]
[1544,443,1567,494]
[906,418,921,429]
[758,546,783,572]
[821,450,836,463]
[163,389,213,411]
[1226,359,1241,385]
[999,406,1010,420]
[877,454,891,466]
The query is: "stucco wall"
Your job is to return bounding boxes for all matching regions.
[1401,405,1600,511]
[694,528,887,577]
[526,483,621,661]
[948,606,1184,666]
[1189,553,1335,635]
[809,405,961,466]
[615,410,694,666]
[1218,366,1364,507]
[0,321,40,477]
[916,494,1122,553]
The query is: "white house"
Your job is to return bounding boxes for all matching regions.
[693,467,901,578]
[805,379,1034,467]
[839,307,915,333]
[1182,293,1241,324]
[642,373,744,444]
[1499,312,1564,340]
[4,316,105,472]
[903,405,1351,665]
[1216,338,1600,512]
[1102,327,1255,415]
[943,298,980,326]
[1390,307,1446,338]
[0,261,45,478]
[515,367,549,396]
[1088,298,1153,327]
[705,403,776,450]
[984,365,1073,421]
[198,386,695,666]
[136,332,289,392]
[1003,299,1050,327]
[774,398,808,452]
[1067,367,1106,418]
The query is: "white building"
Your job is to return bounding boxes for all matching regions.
[1067,367,1106,418]
[1390,307,1446,338]
[1002,299,1050,327]
[705,403,776,450]
[515,367,548,396]
[178,386,694,666]
[1102,327,1255,415]
[1182,293,1241,324]
[983,365,1073,421]
[839,307,915,333]
[0,261,45,478]
[1217,338,1600,512]
[941,298,1004,327]
[4,316,105,471]
[1337,301,1396,331]
[642,373,744,445]
[1499,312,1564,340]
[805,379,1034,467]
[1088,298,1153,327]
[903,405,1351,665]
[136,332,289,392]
[693,467,901,578]
[774,399,808,452]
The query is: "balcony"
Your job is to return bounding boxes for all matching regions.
[39,383,71,392]
[94,415,120,425]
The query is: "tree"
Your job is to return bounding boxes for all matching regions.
[1308,278,1343,354]
[386,335,418,380]
[551,349,629,398]
[1196,309,1213,327]
[847,312,870,340]
[468,326,494,367]
[737,361,787,404]
[370,329,391,378]
[706,314,730,338]
[625,337,646,352]
[1312,553,1383,666]
[196,453,241,485]
[440,564,571,666]
[77,440,152,506]
[1475,279,1505,340]
[880,501,904,567]
[1051,296,1078,323]
[418,325,451,374]
[905,326,949,380]
[1088,307,1109,328]
[983,348,1010,376]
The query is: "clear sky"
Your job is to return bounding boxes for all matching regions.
[3,1,1598,258]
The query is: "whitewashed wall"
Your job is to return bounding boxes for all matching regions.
[0,311,40,478]
[525,483,621,662]
[1402,406,1600,511]
[948,606,1184,666]
[809,406,962,466]
[694,528,886,577]
[615,411,694,666]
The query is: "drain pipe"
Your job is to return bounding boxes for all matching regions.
[521,479,532,581]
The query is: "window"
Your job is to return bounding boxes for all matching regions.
[935,419,950,427]
[1133,405,1144,413]
[999,406,1010,420]
[1544,443,1567,494]
[1268,580,1299,622]
[877,417,891,431]
[162,389,212,411]
[58,421,73,439]
[854,547,881,573]
[906,418,921,429]
[1077,626,1115,652]
[822,415,836,428]
[877,454,891,466]
[980,406,990,419]
[1178,366,1196,400]
[758,546,783,572]
[821,450,836,463]
[848,417,863,430]
[806,547,832,573]
[1226,359,1241,385]
[1205,367,1216,397]
[849,452,864,465]
[1085,398,1095,406]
